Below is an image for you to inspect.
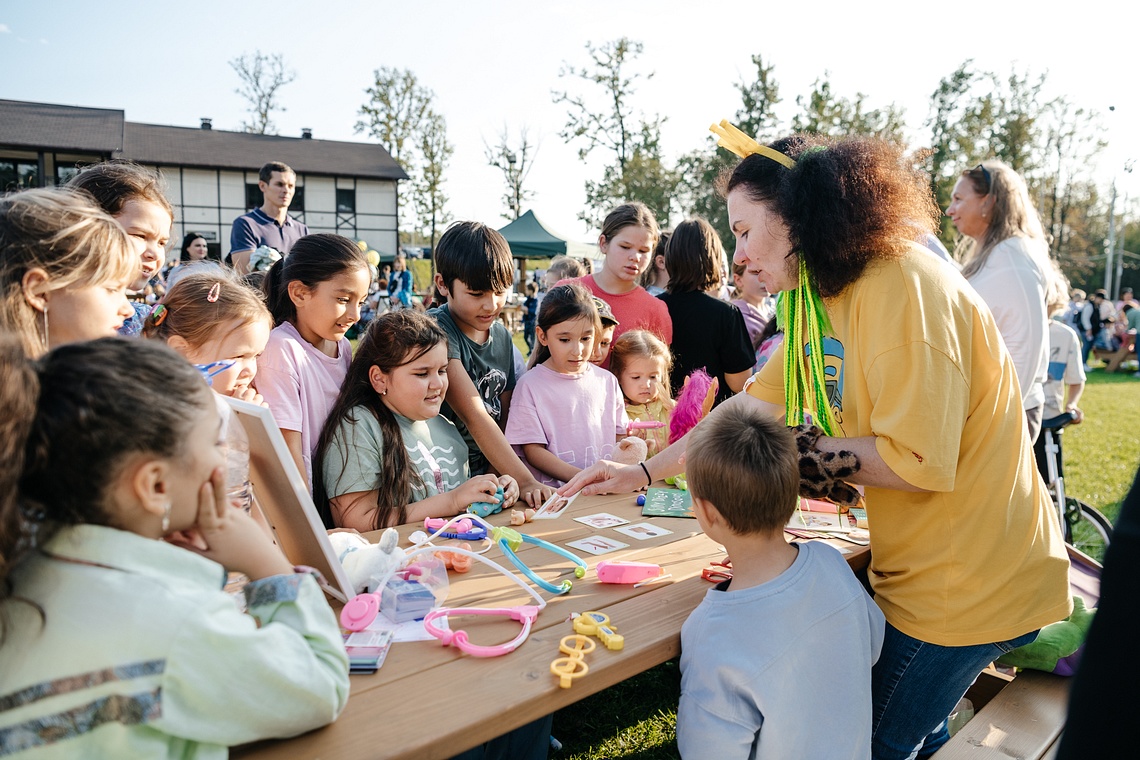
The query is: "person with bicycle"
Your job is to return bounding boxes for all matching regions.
[560,129,1072,760]
[1034,266,1086,478]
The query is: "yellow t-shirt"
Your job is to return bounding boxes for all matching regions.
[748,244,1071,646]
[625,398,671,458]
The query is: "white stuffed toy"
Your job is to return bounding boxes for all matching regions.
[327,528,404,594]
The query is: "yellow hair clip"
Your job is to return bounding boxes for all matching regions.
[709,119,795,169]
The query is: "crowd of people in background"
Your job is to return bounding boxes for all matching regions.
[0,133,1136,760]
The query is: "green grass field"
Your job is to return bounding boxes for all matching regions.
[548,366,1140,759]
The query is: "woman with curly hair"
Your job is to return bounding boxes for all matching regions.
[562,129,1070,760]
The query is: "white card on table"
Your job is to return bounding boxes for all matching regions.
[613,522,673,540]
[573,512,630,529]
[533,491,579,519]
[566,536,630,555]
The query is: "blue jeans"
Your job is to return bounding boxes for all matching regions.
[450,714,552,760]
[871,623,1038,760]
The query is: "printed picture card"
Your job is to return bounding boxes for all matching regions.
[613,522,674,540]
[533,491,579,519]
[573,512,630,529]
[566,536,630,555]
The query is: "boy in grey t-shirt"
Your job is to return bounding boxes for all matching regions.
[677,407,885,760]
[427,221,553,507]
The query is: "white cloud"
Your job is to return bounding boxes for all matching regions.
[0,24,12,33]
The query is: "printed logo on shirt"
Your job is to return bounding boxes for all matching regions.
[408,441,465,494]
[479,368,509,419]
[803,336,846,414]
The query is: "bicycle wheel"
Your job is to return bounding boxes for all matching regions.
[1064,497,1112,563]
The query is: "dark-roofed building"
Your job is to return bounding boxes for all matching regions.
[0,98,407,259]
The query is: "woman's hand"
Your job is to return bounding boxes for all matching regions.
[450,474,504,514]
[497,475,520,508]
[168,467,293,580]
[558,460,644,498]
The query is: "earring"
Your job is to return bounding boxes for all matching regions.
[161,501,172,533]
[41,306,49,349]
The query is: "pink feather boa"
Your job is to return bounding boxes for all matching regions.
[669,368,716,444]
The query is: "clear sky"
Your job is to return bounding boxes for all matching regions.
[2,1,1136,246]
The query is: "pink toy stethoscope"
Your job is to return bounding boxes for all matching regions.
[339,514,563,657]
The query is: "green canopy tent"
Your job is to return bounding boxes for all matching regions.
[497,210,596,292]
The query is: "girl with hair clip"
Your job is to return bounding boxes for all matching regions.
[144,270,272,406]
[314,310,519,532]
[506,283,628,487]
[256,233,370,490]
[947,160,1051,442]
[609,329,674,458]
[67,159,174,337]
[558,202,672,366]
[0,337,348,757]
[659,217,755,407]
[0,188,136,358]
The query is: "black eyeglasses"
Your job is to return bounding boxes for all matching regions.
[975,163,992,193]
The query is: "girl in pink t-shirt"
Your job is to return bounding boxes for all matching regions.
[561,202,672,362]
[255,234,371,490]
[507,284,628,487]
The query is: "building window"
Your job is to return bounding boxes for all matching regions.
[55,165,80,185]
[0,160,39,192]
[245,183,261,211]
[336,188,356,214]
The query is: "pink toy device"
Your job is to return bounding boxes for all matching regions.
[595,560,663,584]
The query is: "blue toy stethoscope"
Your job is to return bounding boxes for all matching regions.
[414,514,587,595]
[491,526,587,595]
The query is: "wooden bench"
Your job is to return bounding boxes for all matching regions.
[1093,334,1136,372]
[932,667,1070,759]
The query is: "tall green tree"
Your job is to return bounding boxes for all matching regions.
[485,125,538,221]
[676,53,783,246]
[553,38,675,227]
[356,67,447,243]
[230,51,296,135]
[584,123,677,228]
[412,111,453,252]
[356,67,432,169]
[791,74,906,144]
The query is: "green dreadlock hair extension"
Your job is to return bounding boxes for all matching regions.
[778,257,838,436]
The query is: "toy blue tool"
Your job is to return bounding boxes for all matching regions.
[491,526,587,595]
[467,486,506,517]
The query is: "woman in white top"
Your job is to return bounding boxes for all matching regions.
[947,160,1050,442]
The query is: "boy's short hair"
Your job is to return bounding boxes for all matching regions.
[687,407,799,534]
[434,221,514,293]
[525,281,538,295]
[259,161,294,182]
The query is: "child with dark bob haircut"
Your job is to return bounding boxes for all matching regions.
[677,406,884,759]
[659,216,754,407]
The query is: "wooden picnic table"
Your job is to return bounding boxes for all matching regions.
[234,487,870,760]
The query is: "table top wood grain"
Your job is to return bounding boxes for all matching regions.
[234,487,870,760]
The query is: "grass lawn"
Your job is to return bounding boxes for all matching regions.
[546,363,1140,759]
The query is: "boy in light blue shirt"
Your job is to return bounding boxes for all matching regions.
[678,407,885,760]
